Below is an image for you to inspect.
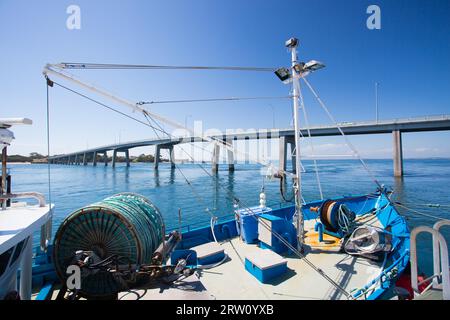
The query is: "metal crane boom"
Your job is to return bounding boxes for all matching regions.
[42,64,294,178]
[43,64,186,131]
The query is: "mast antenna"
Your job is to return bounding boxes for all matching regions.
[286,37,305,251]
[274,37,326,252]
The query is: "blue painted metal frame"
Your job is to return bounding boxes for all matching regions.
[363,193,410,300]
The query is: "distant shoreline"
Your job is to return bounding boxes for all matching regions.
[6,158,450,165]
[7,162,32,165]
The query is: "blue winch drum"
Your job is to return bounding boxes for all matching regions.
[53,193,165,297]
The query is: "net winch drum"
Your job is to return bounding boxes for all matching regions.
[344,226,392,260]
[53,193,165,297]
[314,200,356,235]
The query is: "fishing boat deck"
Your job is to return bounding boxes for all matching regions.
[0,203,52,253]
[117,213,385,300]
[34,212,388,300]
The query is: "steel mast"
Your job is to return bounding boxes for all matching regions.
[285,38,304,251]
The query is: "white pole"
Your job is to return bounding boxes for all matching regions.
[289,43,304,250]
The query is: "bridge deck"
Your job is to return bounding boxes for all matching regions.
[49,114,450,160]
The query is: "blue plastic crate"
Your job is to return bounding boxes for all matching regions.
[236,206,272,244]
[244,249,287,283]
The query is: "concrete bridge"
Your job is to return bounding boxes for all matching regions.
[48,114,450,177]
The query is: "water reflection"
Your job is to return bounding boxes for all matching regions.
[153,169,160,187]
[169,167,175,184]
[124,167,130,185]
[227,170,235,197]
[393,176,405,203]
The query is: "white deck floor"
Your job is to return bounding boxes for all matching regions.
[118,214,385,300]
[195,239,381,300]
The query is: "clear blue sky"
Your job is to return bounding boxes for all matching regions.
[1,0,449,159]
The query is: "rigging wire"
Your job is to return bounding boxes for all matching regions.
[137,96,292,105]
[302,77,382,190]
[44,77,53,249]
[290,129,307,173]
[57,62,276,72]
[400,202,450,209]
[383,178,450,223]
[295,79,323,200]
[46,79,52,205]
[143,106,257,285]
[391,192,450,209]
[142,109,234,188]
[394,202,450,222]
[280,120,303,203]
[51,78,235,190]
[409,203,450,208]
[52,82,168,136]
[141,113,217,219]
[142,112,171,139]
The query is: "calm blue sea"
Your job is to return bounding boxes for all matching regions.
[7,159,450,276]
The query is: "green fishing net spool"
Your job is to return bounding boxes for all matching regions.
[53,193,165,298]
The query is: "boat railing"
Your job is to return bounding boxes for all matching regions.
[0,192,46,208]
[167,213,234,233]
[410,224,450,300]
[432,221,450,288]
[167,201,292,233]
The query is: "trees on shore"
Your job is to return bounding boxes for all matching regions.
[8,152,168,163]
